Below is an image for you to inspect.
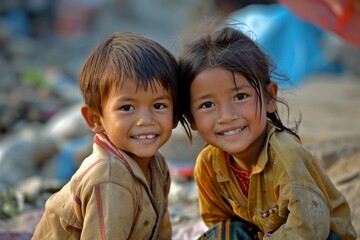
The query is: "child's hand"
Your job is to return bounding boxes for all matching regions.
[263,232,272,239]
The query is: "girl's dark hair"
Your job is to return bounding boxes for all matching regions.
[79,32,179,124]
[178,24,300,141]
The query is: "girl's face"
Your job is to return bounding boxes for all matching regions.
[189,67,277,162]
[99,79,175,164]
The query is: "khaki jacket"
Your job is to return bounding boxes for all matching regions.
[194,124,356,240]
[32,138,172,240]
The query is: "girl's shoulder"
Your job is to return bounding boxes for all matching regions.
[268,130,321,177]
[269,130,307,156]
[197,144,224,162]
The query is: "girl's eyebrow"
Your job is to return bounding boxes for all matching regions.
[191,93,213,103]
[192,84,253,102]
[233,84,253,91]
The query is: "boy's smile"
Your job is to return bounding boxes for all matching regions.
[99,79,174,165]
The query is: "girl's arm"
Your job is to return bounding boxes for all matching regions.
[270,184,330,240]
[195,163,235,227]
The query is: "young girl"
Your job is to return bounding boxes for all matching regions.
[32,32,179,239]
[177,25,357,239]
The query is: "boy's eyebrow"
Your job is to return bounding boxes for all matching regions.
[154,95,172,101]
[115,94,172,102]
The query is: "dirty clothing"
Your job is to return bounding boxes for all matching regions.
[194,124,357,240]
[32,134,172,240]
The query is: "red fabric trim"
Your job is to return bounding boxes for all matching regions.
[227,154,250,198]
[69,159,108,224]
[95,185,106,240]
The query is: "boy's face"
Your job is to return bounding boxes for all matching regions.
[99,79,175,163]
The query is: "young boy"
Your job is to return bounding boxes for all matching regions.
[32,32,179,239]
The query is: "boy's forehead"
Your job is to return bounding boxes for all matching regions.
[113,77,172,95]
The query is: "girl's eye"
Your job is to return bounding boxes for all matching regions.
[153,103,166,110]
[120,105,134,111]
[200,102,215,109]
[235,93,248,101]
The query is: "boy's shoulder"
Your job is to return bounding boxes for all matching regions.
[73,146,137,188]
[153,151,169,173]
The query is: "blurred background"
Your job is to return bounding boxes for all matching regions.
[1,0,359,238]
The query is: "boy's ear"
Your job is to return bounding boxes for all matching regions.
[265,82,278,113]
[81,105,105,134]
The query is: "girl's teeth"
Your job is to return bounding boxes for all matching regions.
[222,128,242,136]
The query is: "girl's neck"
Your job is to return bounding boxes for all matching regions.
[229,154,255,173]
[229,125,268,172]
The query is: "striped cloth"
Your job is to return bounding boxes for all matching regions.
[196,219,340,240]
[197,219,260,240]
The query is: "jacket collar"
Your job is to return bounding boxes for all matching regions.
[213,123,276,182]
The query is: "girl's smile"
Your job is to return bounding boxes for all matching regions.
[190,67,276,168]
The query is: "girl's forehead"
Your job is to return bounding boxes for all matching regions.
[193,67,251,87]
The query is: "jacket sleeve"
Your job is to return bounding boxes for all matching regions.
[157,207,172,240]
[156,168,172,240]
[269,184,331,240]
[80,182,137,240]
[194,157,235,227]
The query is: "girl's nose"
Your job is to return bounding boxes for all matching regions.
[217,105,238,124]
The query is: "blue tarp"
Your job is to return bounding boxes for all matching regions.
[228,4,343,87]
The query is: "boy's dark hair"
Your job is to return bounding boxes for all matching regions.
[79,32,179,123]
[178,24,300,141]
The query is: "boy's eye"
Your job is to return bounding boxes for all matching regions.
[235,93,248,101]
[153,103,166,110]
[200,102,215,109]
[120,105,134,111]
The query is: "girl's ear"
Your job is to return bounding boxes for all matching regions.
[172,118,179,129]
[189,118,197,131]
[182,113,197,130]
[81,105,105,134]
[265,82,278,113]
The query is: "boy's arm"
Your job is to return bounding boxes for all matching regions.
[81,182,136,239]
[157,208,172,240]
[156,164,173,240]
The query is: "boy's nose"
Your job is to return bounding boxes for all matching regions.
[136,110,155,126]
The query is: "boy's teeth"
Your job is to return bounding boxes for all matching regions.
[135,134,156,139]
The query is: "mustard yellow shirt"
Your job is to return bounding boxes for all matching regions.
[32,142,172,240]
[194,124,356,240]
